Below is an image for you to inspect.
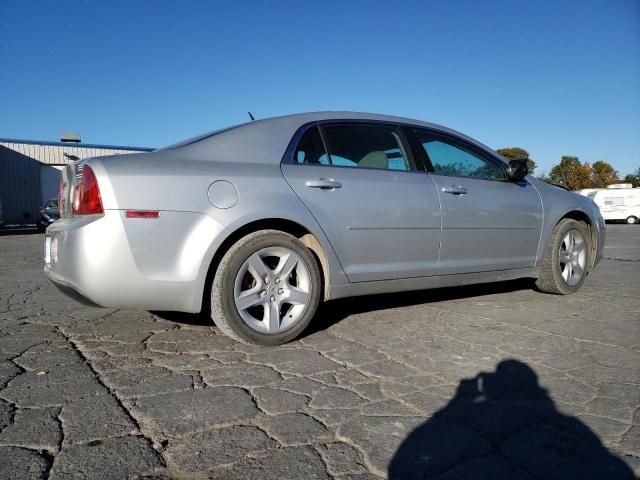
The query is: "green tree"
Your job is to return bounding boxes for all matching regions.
[622,167,640,187]
[590,161,619,188]
[547,156,592,190]
[497,147,537,174]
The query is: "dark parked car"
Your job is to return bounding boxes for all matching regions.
[38,198,59,232]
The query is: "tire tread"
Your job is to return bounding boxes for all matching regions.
[211,229,321,345]
[535,219,590,295]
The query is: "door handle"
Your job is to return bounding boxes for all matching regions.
[305,178,342,189]
[442,185,468,195]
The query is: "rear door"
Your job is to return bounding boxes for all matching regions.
[281,122,441,282]
[411,128,543,274]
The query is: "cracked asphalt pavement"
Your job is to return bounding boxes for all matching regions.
[0,225,638,479]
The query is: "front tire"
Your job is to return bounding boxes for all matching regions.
[211,230,321,346]
[535,219,591,295]
[626,216,638,225]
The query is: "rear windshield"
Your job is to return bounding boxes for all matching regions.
[159,122,249,150]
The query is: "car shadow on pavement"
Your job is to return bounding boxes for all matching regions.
[305,279,535,338]
[155,280,536,331]
[388,359,634,480]
[151,310,213,327]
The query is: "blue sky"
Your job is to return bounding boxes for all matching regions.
[1,0,638,175]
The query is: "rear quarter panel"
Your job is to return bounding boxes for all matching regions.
[87,150,348,311]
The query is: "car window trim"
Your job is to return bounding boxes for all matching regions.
[318,122,418,173]
[293,124,329,166]
[402,126,433,172]
[281,120,516,181]
[316,124,331,165]
[282,120,425,173]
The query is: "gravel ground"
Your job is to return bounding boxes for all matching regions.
[0,224,638,479]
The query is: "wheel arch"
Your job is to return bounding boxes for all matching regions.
[200,218,332,315]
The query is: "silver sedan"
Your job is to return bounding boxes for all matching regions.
[45,112,605,345]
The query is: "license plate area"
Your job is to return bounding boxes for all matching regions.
[44,235,58,265]
[45,235,51,265]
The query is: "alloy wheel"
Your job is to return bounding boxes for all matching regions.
[558,229,587,287]
[233,246,312,334]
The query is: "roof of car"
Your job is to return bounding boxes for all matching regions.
[241,111,472,139]
[257,111,438,126]
[252,111,492,144]
[171,111,475,145]
[155,111,501,166]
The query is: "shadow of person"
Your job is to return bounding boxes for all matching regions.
[388,359,634,480]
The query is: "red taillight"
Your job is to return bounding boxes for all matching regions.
[72,165,103,215]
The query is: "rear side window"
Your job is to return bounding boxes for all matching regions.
[413,129,506,180]
[321,124,415,171]
[294,126,329,165]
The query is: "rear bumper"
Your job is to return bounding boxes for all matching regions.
[46,273,103,307]
[44,210,228,312]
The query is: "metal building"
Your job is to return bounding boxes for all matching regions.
[0,139,152,225]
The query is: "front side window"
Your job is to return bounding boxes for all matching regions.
[413,129,506,180]
[321,124,414,171]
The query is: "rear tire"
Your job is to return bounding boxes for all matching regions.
[211,230,321,346]
[535,219,591,295]
[626,216,637,225]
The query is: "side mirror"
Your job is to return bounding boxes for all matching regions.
[507,159,529,182]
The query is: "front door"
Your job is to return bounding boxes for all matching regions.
[281,122,442,282]
[411,128,543,274]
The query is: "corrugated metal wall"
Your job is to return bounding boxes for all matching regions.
[0,145,41,224]
[0,141,149,225]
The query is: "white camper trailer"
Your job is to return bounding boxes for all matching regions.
[581,185,640,224]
